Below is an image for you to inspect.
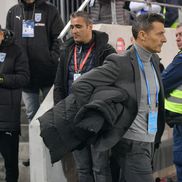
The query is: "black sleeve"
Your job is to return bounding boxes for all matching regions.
[49,7,64,64]
[0,46,30,89]
[53,51,66,104]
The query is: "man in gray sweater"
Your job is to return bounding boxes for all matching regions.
[72,13,166,182]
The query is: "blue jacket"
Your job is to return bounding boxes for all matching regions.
[162,52,182,152]
[162,51,182,96]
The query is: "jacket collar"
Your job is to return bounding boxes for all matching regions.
[130,47,141,104]
[20,0,46,7]
[129,46,163,105]
[61,30,109,49]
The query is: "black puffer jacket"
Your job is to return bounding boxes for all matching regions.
[39,86,128,164]
[0,29,29,132]
[6,0,64,89]
[54,30,116,104]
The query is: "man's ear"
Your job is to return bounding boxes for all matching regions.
[138,30,147,41]
[88,23,93,31]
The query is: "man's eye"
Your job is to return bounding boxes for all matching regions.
[176,32,182,37]
[70,25,82,29]
[76,26,81,29]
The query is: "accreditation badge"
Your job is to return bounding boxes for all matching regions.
[148,111,158,134]
[22,20,35,38]
[0,52,6,62]
[74,73,81,81]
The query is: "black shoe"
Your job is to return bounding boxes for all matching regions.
[22,159,30,167]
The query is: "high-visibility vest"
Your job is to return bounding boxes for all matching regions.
[165,85,182,114]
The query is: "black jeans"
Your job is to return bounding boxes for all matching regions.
[0,131,19,182]
[73,145,112,182]
[112,138,154,182]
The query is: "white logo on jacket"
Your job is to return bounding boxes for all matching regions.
[0,53,6,62]
[16,15,21,20]
[35,13,42,22]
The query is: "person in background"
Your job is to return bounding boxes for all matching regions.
[72,13,166,182]
[90,0,131,25]
[164,0,182,27]
[157,0,182,27]
[54,11,116,182]
[130,0,161,16]
[0,25,29,182]
[6,0,64,166]
[162,23,182,182]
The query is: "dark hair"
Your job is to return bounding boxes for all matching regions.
[70,11,93,24]
[132,13,165,39]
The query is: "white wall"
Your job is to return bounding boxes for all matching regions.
[0,0,17,28]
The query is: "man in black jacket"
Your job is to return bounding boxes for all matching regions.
[6,0,64,166]
[54,11,116,182]
[0,26,29,182]
[72,13,166,182]
[6,0,63,122]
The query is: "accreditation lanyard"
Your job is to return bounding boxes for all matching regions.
[74,43,95,73]
[135,49,159,109]
[22,4,35,38]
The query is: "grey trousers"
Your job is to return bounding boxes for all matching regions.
[73,145,112,182]
[112,138,155,182]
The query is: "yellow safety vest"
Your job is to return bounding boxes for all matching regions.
[165,85,182,114]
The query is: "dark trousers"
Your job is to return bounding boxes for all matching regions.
[0,132,19,182]
[73,145,112,182]
[173,124,182,182]
[112,138,154,182]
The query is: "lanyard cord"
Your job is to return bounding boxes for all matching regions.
[22,3,36,20]
[74,43,95,73]
[134,48,159,109]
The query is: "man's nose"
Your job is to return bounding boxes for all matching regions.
[163,35,167,43]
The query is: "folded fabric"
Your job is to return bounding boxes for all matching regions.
[39,86,129,164]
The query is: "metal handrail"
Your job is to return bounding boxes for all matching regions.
[127,0,182,9]
[57,0,182,41]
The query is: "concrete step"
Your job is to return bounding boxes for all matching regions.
[19,161,30,182]
[20,124,29,142]
[21,105,28,124]
[19,142,29,160]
